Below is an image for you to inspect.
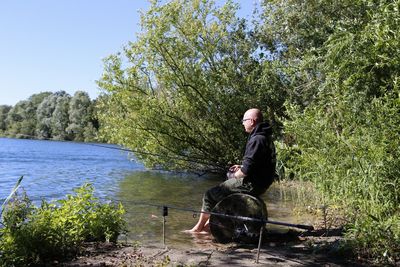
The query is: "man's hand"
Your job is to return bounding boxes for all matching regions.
[229,165,241,172]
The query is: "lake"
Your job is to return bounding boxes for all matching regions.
[0,137,316,248]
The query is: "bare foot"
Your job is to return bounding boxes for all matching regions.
[182,229,210,235]
[182,228,201,233]
[191,230,210,235]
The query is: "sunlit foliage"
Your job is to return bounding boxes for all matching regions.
[0,184,126,266]
[97,0,285,173]
[66,91,97,141]
[0,91,98,142]
[261,0,400,262]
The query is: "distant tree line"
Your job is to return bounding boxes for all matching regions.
[0,91,98,142]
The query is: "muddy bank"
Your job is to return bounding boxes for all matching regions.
[58,228,368,267]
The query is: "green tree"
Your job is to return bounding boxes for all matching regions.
[36,92,60,139]
[51,92,71,140]
[258,0,377,106]
[1,91,97,141]
[97,0,284,173]
[21,92,52,138]
[260,0,400,262]
[0,105,11,133]
[5,100,30,137]
[4,93,51,138]
[66,91,95,141]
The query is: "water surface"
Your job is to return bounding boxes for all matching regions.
[0,137,142,201]
[118,172,317,248]
[0,137,317,248]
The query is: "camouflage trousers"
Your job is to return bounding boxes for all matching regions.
[201,178,258,212]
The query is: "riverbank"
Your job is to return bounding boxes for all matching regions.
[59,228,369,267]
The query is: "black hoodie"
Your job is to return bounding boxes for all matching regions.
[241,122,276,193]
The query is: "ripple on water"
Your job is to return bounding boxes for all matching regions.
[1,138,318,247]
[0,138,143,202]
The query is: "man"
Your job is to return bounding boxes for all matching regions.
[185,108,276,233]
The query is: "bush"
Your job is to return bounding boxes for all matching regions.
[278,91,400,264]
[0,184,126,266]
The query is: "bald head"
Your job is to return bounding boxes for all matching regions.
[244,108,263,124]
[242,108,264,133]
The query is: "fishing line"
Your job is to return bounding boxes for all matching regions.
[98,197,313,230]
[4,191,313,231]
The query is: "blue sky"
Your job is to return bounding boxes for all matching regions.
[0,0,258,106]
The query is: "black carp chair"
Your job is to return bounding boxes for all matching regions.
[209,193,267,244]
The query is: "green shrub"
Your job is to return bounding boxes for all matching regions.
[0,183,126,266]
[278,91,400,264]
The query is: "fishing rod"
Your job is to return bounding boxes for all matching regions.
[114,199,314,231]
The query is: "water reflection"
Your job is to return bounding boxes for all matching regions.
[118,171,218,247]
[117,172,317,248]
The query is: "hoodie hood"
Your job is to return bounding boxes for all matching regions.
[249,121,273,138]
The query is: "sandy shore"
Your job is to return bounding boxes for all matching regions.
[58,228,368,267]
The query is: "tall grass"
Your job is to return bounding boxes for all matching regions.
[278,92,399,264]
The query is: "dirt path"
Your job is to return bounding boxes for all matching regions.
[59,229,368,267]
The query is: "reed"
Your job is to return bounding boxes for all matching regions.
[277,93,400,264]
[0,176,23,220]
